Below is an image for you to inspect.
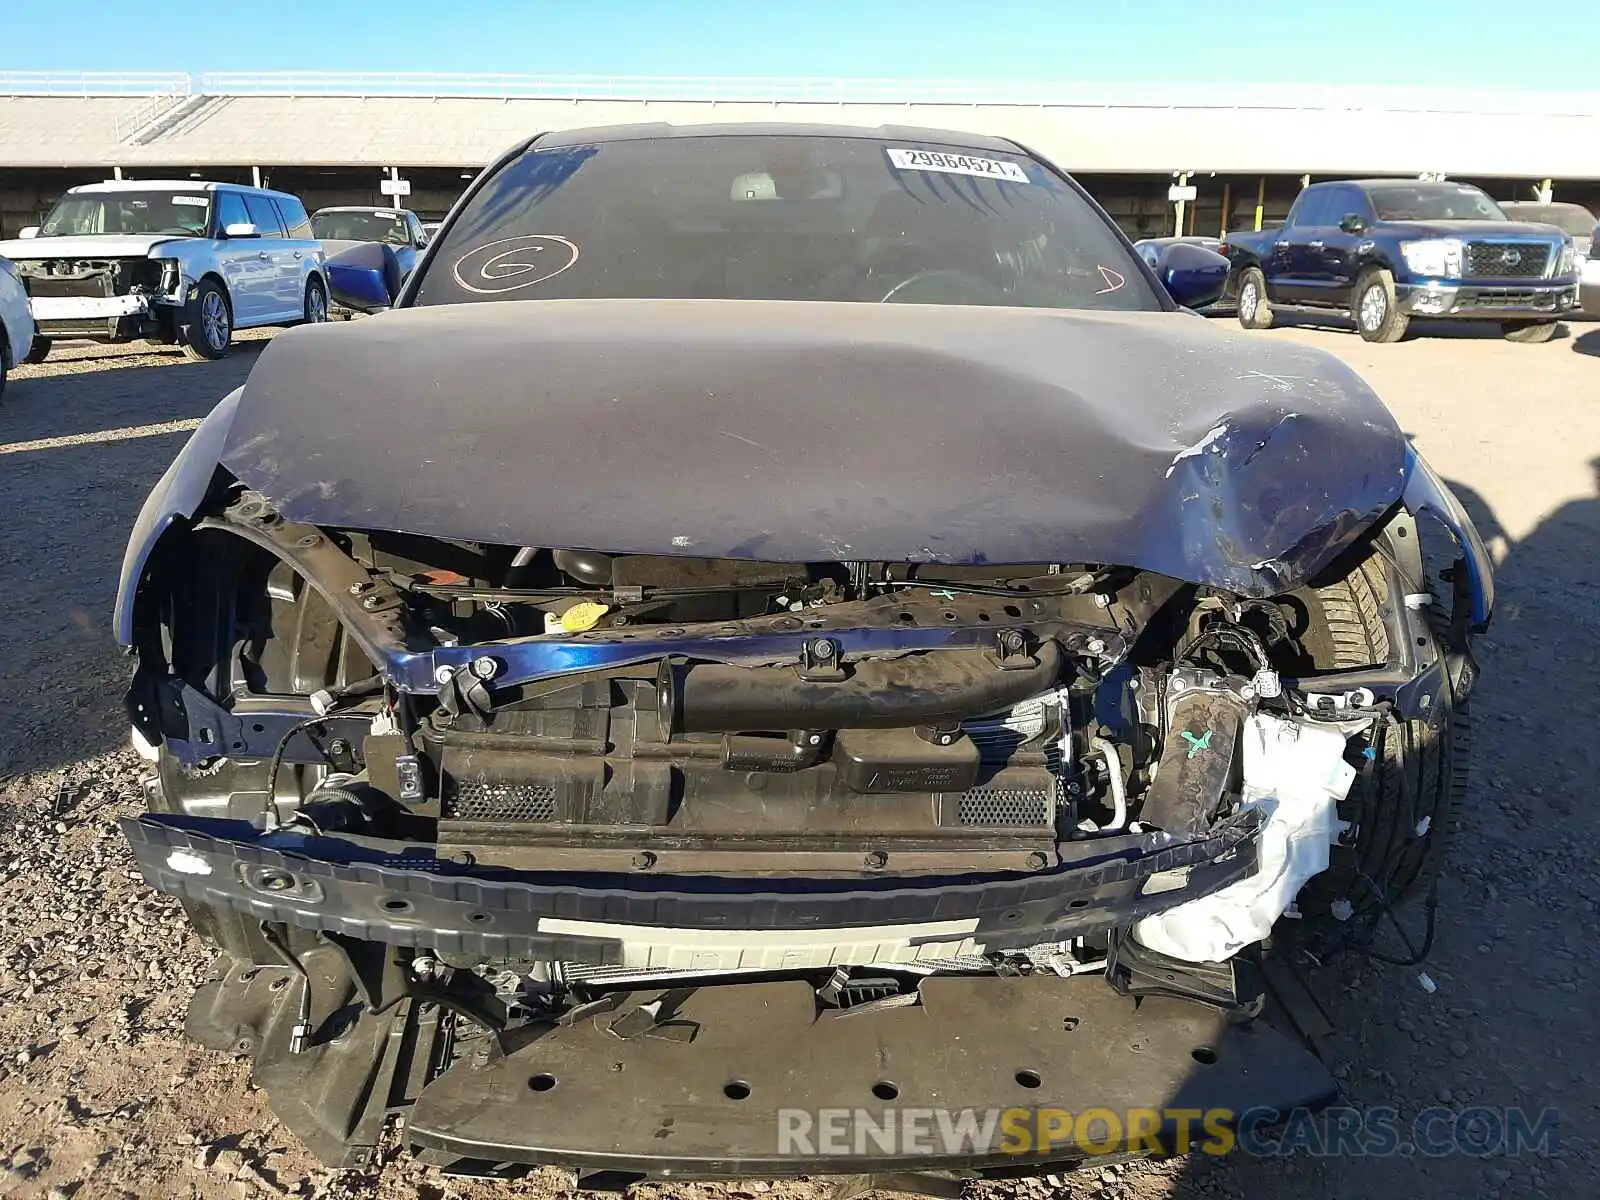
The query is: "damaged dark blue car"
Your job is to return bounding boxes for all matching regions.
[114,124,1493,1186]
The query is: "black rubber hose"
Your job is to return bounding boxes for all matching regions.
[659,642,1063,734]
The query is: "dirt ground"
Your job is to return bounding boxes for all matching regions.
[1,316,1597,1200]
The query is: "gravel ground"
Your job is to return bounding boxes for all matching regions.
[0,319,1596,1200]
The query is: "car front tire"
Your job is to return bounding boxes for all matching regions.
[303,277,329,325]
[1290,547,1466,944]
[22,335,51,365]
[1353,268,1409,343]
[180,280,233,362]
[1236,267,1273,330]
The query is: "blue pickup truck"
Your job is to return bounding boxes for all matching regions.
[1224,179,1580,343]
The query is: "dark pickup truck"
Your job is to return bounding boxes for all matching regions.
[1225,179,1580,343]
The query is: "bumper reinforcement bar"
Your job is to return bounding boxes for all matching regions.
[121,812,1262,963]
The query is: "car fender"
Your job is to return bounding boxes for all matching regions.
[143,238,214,306]
[114,387,242,645]
[1402,445,1494,630]
[1353,237,1395,276]
[0,266,35,363]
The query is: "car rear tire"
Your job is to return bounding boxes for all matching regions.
[1353,268,1409,343]
[179,280,233,362]
[1290,547,1466,945]
[1500,319,1559,344]
[303,276,329,325]
[1236,267,1273,330]
[0,341,8,402]
[22,335,51,365]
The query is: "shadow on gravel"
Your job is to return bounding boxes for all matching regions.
[1573,329,1600,358]
[0,353,260,776]
[0,343,264,445]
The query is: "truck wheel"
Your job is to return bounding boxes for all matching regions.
[1353,268,1409,343]
[1236,267,1273,330]
[1500,320,1559,344]
[23,335,51,365]
[1290,548,1467,944]
[179,280,233,362]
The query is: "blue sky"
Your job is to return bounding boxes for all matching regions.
[5,0,1595,89]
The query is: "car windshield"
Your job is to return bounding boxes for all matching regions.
[312,210,411,244]
[1500,203,1596,236]
[38,190,212,237]
[413,134,1160,311]
[1367,184,1506,222]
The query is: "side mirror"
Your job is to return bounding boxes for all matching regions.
[1339,213,1368,235]
[223,222,259,239]
[17,227,39,240]
[325,241,401,314]
[1153,242,1229,310]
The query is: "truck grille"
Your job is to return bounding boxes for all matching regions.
[1464,241,1553,278]
[1465,289,1560,310]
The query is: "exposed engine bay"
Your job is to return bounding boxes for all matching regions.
[137,497,1420,875]
[11,254,185,340]
[130,466,1478,954]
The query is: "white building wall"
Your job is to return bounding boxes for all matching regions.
[2,84,1598,178]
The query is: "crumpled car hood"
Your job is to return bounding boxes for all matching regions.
[220,298,1408,596]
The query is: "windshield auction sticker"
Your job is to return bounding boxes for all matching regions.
[886,148,1029,182]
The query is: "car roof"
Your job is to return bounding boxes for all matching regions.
[70,179,225,194]
[1306,178,1490,191]
[1501,199,1591,210]
[67,180,304,204]
[312,206,413,216]
[534,121,1024,154]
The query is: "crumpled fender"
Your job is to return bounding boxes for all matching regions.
[114,387,242,646]
[1402,445,1495,629]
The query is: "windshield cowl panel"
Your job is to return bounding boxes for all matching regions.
[411,133,1160,313]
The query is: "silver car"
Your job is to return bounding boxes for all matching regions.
[1583,221,1600,317]
[1500,201,1596,310]
[0,254,37,400]
[0,180,329,362]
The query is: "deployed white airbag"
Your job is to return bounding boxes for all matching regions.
[1134,711,1362,963]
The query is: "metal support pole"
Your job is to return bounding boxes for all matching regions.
[1173,172,1189,239]
[112,166,123,180]
[1254,177,1265,231]
[1537,178,1553,203]
[252,165,262,188]
[1220,181,1232,237]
